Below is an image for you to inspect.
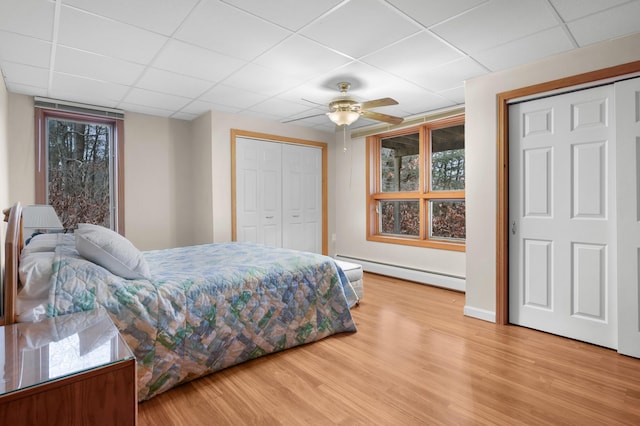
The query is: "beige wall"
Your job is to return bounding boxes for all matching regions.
[208,110,336,246]
[7,94,35,206]
[464,32,640,320]
[3,96,335,252]
[334,128,466,280]
[188,112,213,246]
[0,77,9,277]
[124,112,191,250]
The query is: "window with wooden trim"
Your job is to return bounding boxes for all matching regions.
[366,115,465,251]
[35,107,125,233]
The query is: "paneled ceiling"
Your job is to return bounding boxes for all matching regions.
[1,0,639,131]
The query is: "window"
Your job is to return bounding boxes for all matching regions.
[35,107,124,233]
[367,115,465,251]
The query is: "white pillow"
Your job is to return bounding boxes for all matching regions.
[17,251,55,323]
[22,233,60,255]
[75,223,151,280]
[19,251,55,300]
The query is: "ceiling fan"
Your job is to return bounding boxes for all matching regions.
[286,82,404,127]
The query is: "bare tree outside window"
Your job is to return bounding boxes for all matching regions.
[46,118,113,230]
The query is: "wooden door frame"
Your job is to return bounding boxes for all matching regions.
[495,60,640,325]
[230,129,329,255]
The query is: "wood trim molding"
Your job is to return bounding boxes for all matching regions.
[230,129,330,255]
[33,108,125,234]
[495,60,640,325]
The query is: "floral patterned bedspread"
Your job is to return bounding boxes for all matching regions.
[46,242,357,401]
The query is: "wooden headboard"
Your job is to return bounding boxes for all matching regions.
[2,202,23,325]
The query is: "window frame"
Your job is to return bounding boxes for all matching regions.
[34,107,125,234]
[366,114,465,251]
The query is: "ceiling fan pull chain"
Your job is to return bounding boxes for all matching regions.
[343,125,348,152]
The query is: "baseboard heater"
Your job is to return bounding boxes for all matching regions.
[334,255,465,292]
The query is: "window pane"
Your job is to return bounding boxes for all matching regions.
[47,118,113,229]
[379,200,420,237]
[429,200,466,240]
[380,133,420,192]
[431,124,465,191]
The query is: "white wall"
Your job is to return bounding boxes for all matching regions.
[334,126,466,283]
[465,32,640,320]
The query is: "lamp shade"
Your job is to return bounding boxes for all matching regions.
[23,205,63,233]
[327,110,360,126]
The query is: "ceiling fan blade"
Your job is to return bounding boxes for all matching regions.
[282,113,326,124]
[361,110,404,125]
[360,97,398,109]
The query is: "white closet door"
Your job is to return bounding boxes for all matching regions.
[509,84,618,349]
[235,137,282,247]
[282,144,322,253]
[616,77,640,358]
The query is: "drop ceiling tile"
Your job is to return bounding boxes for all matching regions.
[137,68,213,99]
[438,86,465,104]
[180,100,239,116]
[174,1,290,61]
[473,26,574,71]
[568,1,640,47]
[221,0,343,31]
[222,63,307,97]
[361,31,463,79]
[199,84,268,109]
[300,0,422,59]
[152,39,247,83]
[241,109,281,122]
[282,109,329,126]
[2,62,49,88]
[0,0,55,41]
[549,0,629,21]
[55,46,145,86]
[4,82,48,97]
[0,31,51,68]
[51,72,129,105]
[58,6,168,64]
[410,57,488,92]
[123,88,191,111]
[117,102,175,117]
[62,0,199,36]
[386,0,489,28]
[171,111,200,121]
[432,0,559,53]
[247,97,313,117]
[253,35,351,79]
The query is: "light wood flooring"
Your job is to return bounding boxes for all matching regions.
[138,273,640,425]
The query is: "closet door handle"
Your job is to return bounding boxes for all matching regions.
[265,216,274,219]
[292,215,300,218]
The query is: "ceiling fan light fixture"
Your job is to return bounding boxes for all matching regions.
[327,109,360,126]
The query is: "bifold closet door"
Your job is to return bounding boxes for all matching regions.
[509,84,618,349]
[235,138,283,247]
[616,77,640,358]
[282,144,322,253]
[235,137,323,253]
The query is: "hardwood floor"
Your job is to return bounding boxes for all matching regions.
[138,273,640,425]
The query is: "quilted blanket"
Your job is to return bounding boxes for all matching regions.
[46,242,357,401]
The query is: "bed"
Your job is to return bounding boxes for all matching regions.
[2,203,357,401]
